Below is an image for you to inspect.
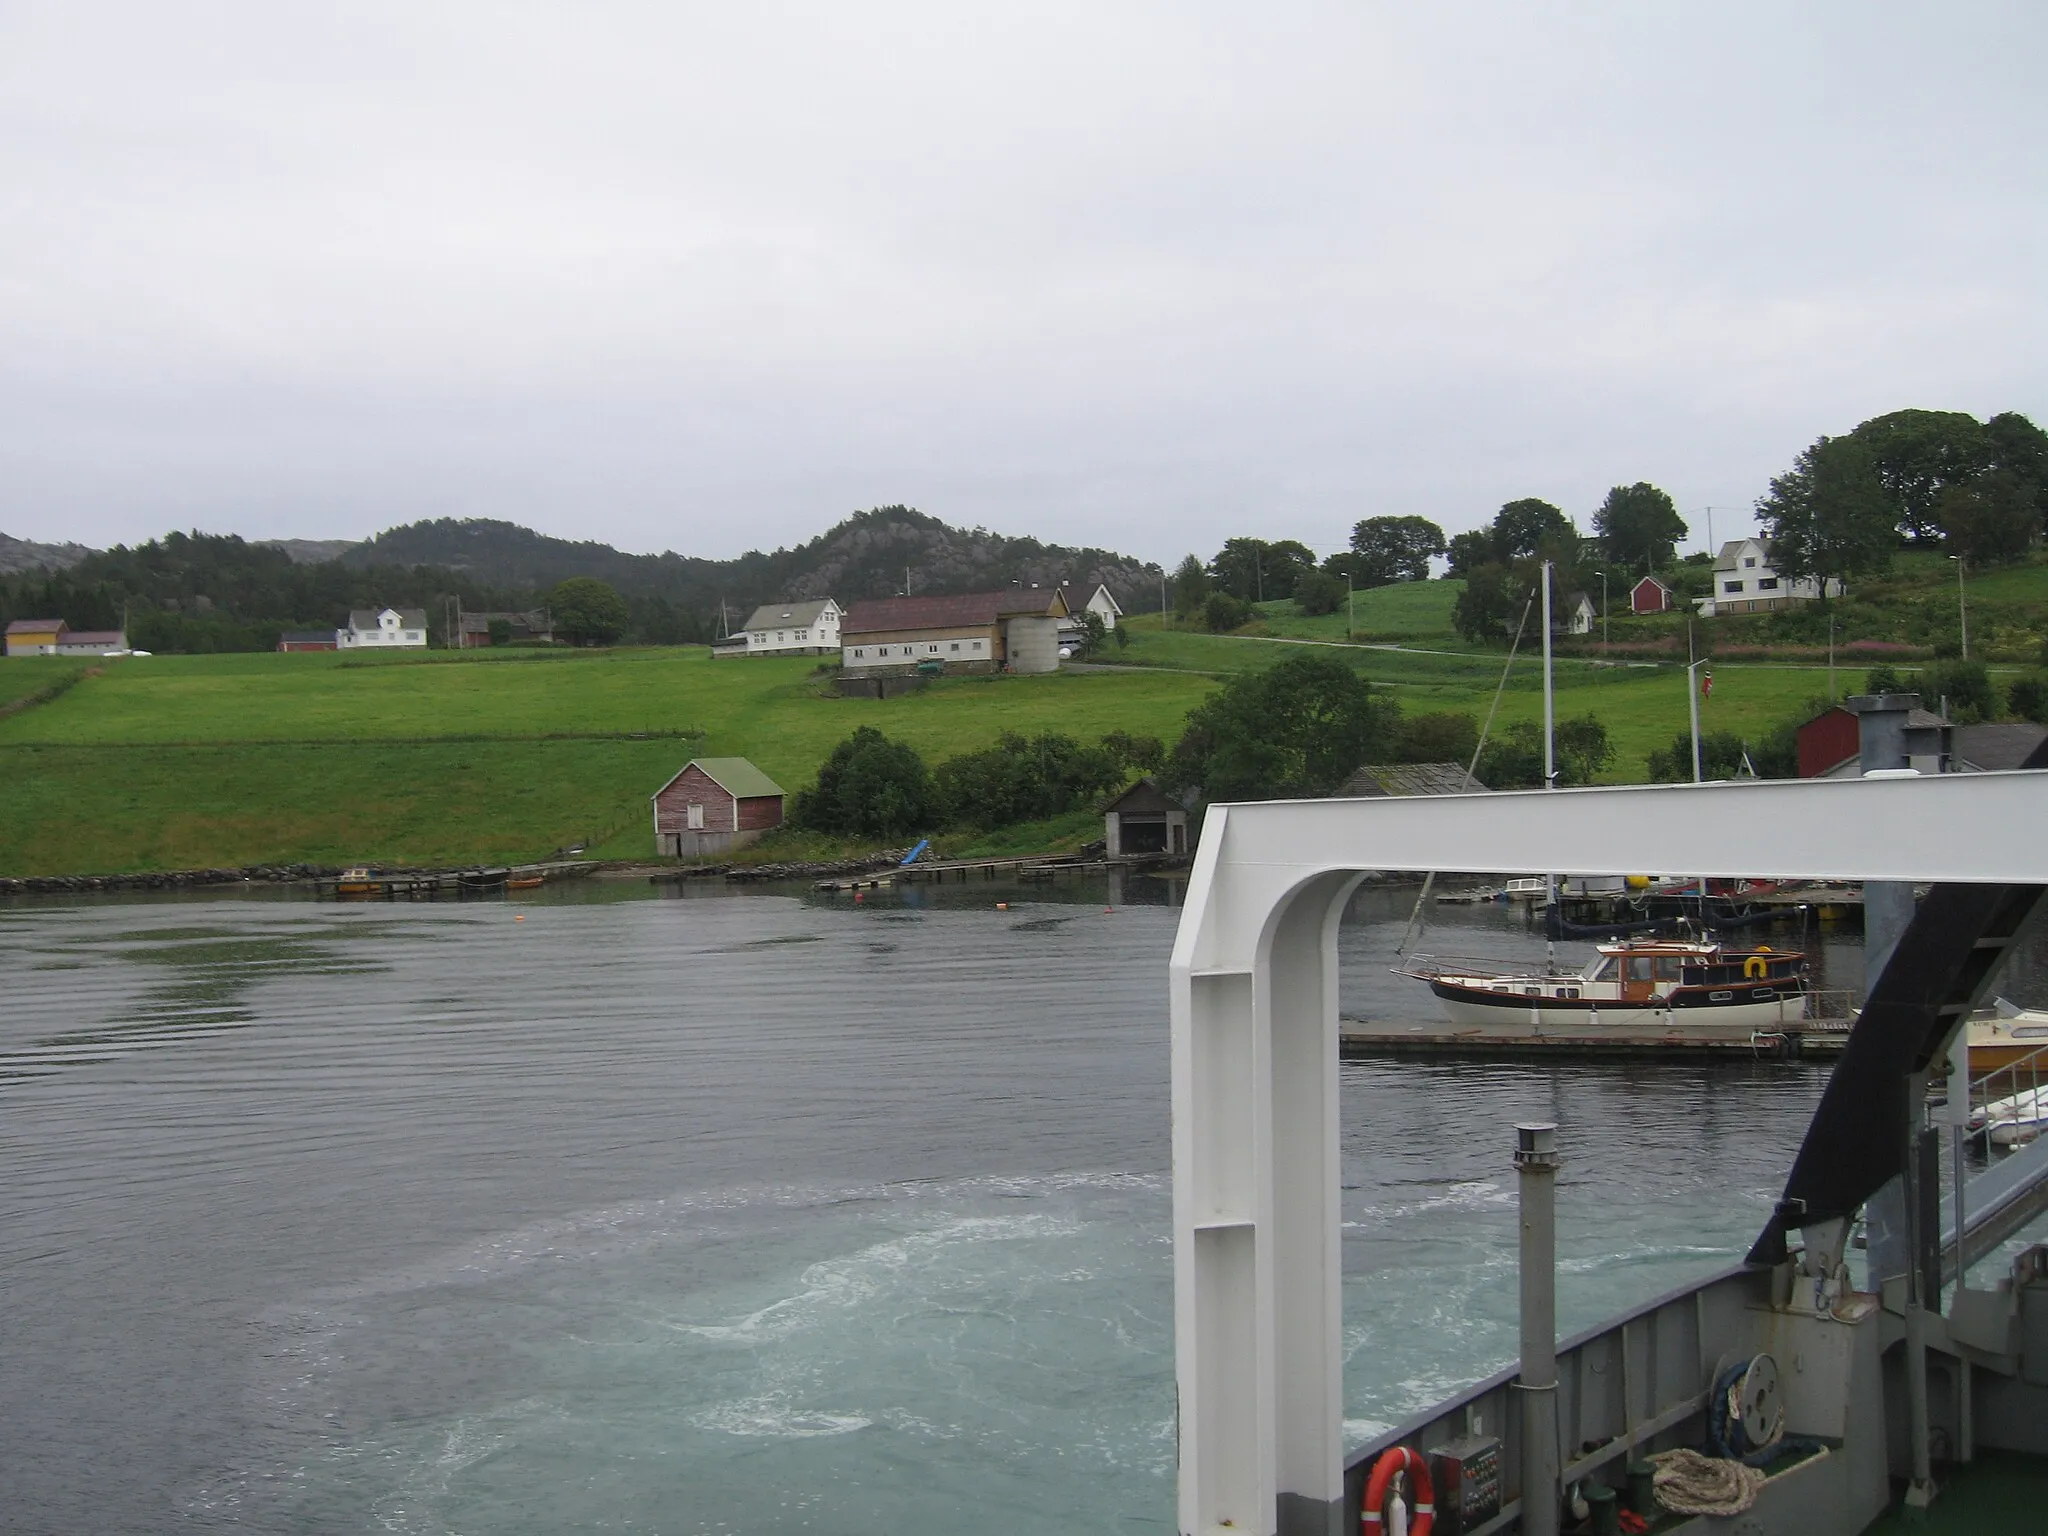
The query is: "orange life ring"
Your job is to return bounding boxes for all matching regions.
[1361,1445,1435,1536]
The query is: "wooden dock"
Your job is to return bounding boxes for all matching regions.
[1339,1017,1851,1061]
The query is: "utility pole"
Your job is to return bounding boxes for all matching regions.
[1346,572,1354,641]
[1828,613,1837,702]
[1600,571,1609,648]
[1687,622,1705,783]
[1951,555,1969,660]
[1540,560,1555,790]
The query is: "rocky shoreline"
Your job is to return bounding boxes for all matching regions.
[0,863,343,896]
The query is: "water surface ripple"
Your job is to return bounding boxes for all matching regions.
[2,883,1839,1534]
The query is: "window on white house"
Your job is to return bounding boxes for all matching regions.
[797,631,806,641]
[970,640,983,650]
[1743,557,1756,568]
[928,644,939,652]
[949,642,960,651]
[404,631,418,641]
[1758,578,1779,591]
[854,648,865,657]
[1724,581,1743,594]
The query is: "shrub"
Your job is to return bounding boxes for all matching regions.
[1201,592,1254,632]
[1921,658,1997,723]
[2010,673,2048,725]
[1294,568,1346,617]
[791,726,933,838]
[1395,710,1479,766]
[934,732,1123,829]
[1476,715,1613,788]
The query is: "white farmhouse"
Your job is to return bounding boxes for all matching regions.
[1695,538,1843,617]
[1056,581,1125,631]
[337,608,429,649]
[718,598,843,658]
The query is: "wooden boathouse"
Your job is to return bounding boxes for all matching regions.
[652,757,785,858]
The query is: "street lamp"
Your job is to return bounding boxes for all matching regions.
[1949,554,1969,661]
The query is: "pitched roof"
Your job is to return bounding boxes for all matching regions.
[1336,762,1485,797]
[1103,778,1187,815]
[279,630,337,644]
[1632,575,1671,594]
[651,756,785,802]
[841,589,1069,635]
[59,630,126,646]
[1952,723,2048,773]
[1714,537,1770,572]
[5,618,66,635]
[347,608,429,630]
[1058,581,1123,616]
[740,599,838,631]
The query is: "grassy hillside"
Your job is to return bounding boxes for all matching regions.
[0,650,1217,874]
[0,596,2007,875]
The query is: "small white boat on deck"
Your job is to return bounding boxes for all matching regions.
[1396,935,1811,1035]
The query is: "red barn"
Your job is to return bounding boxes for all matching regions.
[651,758,785,857]
[1630,576,1673,614]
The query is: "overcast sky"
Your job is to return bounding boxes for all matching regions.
[4,3,2044,567]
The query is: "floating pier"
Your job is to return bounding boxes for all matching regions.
[1339,1015,1851,1060]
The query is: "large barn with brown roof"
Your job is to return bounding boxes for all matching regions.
[838,588,1070,679]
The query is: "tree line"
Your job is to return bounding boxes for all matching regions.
[792,653,1616,839]
[1159,405,2048,645]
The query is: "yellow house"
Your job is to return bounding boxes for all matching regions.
[4,619,67,657]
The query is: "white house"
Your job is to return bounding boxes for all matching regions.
[721,598,842,658]
[1565,593,1595,635]
[1695,538,1843,617]
[337,608,429,649]
[1057,581,1124,631]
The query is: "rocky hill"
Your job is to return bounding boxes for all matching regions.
[350,505,1160,614]
[0,532,96,576]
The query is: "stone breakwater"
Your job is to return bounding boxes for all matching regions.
[653,852,907,884]
[0,864,342,895]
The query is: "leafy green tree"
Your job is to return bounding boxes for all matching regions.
[1100,730,1166,773]
[1493,499,1574,561]
[1864,663,1912,696]
[549,576,630,645]
[1167,652,1396,802]
[791,726,933,838]
[1294,567,1346,616]
[1849,409,1995,542]
[1201,591,1255,632]
[1444,528,1496,577]
[1646,730,1750,782]
[1593,483,1687,572]
[1171,554,1210,618]
[1394,710,1480,766]
[1348,516,1446,586]
[1070,610,1109,658]
[1937,471,2038,565]
[1451,562,1532,642]
[933,732,1123,829]
[1921,658,1997,724]
[1755,436,1895,599]
[487,618,512,646]
[1208,538,1314,602]
[1474,714,1612,788]
[2009,673,2048,725]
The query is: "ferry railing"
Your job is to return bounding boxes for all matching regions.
[1968,1038,2048,1151]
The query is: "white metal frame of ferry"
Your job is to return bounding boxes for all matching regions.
[1169,771,2048,1536]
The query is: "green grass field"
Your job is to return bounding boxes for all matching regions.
[0,591,2015,876]
[0,657,91,710]
[0,650,1218,874]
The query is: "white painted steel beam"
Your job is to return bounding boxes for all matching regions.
[1169,771,2048,1536]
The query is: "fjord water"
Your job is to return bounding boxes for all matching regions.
[2,881,1841,1535]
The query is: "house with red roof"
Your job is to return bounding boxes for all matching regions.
[838,588,1071,680]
